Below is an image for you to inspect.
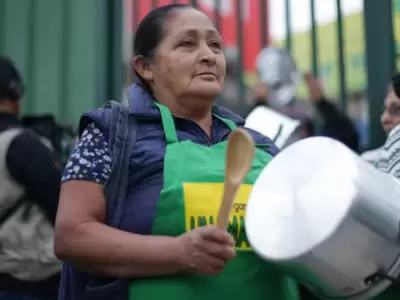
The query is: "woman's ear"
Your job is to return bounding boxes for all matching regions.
[133,56,154,82]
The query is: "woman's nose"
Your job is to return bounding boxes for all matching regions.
[381,111,391,125]
[199,46,217,66]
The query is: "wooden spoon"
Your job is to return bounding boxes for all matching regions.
[217,128,255,229]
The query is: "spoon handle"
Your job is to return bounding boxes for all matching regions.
[217,182,240,229]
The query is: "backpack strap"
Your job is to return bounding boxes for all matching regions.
[0,128,25,226]
[103,101,138,228]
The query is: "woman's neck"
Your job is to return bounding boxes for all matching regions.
[156,93,214,136]
[171,102,213,136]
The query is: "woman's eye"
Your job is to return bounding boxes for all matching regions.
[180,40,195,47]
[387,105,400,116]
[210,42,222,49]
[394,106,400,114]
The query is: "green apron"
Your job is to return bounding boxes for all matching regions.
[128,103,299,300]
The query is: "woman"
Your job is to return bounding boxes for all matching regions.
[55,4,298,300]
[377,73,400,176]
[362,77,400,165]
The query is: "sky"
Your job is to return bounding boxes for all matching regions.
[269,0,363,40]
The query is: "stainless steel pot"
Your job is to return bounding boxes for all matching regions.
[246,137,400,299]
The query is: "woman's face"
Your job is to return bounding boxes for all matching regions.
[381,89,400,134]
[150,8,225,100]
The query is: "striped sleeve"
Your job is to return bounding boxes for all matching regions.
[377,124,400,178]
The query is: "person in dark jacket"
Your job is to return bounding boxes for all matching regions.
[0,56,61,300]
[247,73,360,153]
[303,72,359,153]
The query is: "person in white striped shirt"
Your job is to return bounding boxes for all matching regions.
[376,73,400,177]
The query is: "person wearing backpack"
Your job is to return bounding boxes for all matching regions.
[0,56,62,300]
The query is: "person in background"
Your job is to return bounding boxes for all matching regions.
[347,91,369,152]
[303,72,360,153]
[20,114,77,168]
[374,73,400,300]
[248,73,359,151]
[353,75,400,300]
[362,77,400,165]
[251,81,270,110]
[0,56,61,300]
[376,73,400,175]
[248,47,318,146]
[54,4,300,300]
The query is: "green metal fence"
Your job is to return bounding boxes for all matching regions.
[364,0,397,147]
[0,0,123,126]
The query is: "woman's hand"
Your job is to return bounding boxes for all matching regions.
[304,72,323,102]
[253,82,269,102]
[176,225,236,275]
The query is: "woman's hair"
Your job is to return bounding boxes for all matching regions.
[133,4,191,92]
[392,73,400,99]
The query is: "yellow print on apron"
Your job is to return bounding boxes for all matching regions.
[183,182,253,250]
